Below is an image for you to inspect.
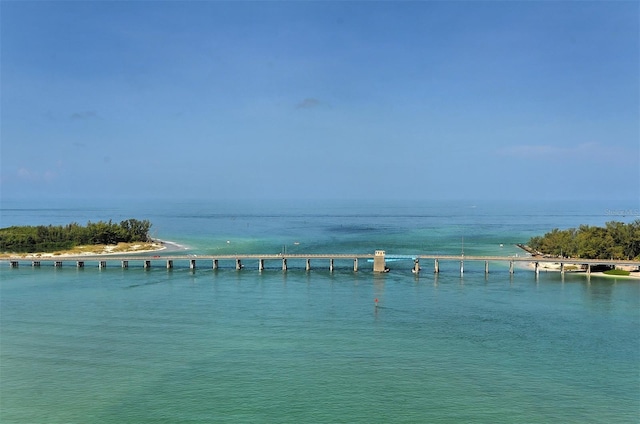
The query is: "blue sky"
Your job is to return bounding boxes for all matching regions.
[1,1,638,201]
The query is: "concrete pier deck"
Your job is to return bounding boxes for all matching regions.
[3,252,639,274]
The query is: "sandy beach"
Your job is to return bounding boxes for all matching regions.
[0,239,188,260]
[527,261,640,280]
[518,244,640,280]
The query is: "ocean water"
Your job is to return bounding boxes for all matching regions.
[1,199,639,423]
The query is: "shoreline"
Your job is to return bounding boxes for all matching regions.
[518,244,640,279]
[0,238,188,260]
[526,262,640,280]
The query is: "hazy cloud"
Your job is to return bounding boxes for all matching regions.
[70,110,98,120]
[17,168,35,180]
[17,167,57,182]
[295,98,321,109]
[43,171,57,182]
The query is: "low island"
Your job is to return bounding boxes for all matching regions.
[0,219,167,258]
[524,220,640,277]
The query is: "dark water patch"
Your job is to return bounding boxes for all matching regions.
[125,280,166,289]
[325,224,383,234]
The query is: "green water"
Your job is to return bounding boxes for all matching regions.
[1,200,639,422]
[2,268,638,423]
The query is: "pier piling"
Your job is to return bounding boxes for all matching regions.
[5,253,637,277]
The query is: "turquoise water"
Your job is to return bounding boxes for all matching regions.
[1,199,639,423]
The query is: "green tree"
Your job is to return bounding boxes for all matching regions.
[529,220,640,260]
[0,218,153,253]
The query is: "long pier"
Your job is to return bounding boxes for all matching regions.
[3,251,639,275]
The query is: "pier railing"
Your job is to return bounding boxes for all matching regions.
[3,252,639,275]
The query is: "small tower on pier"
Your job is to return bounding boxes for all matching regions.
[373,250,388,273]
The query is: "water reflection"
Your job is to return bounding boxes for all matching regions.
[583,278,615,312]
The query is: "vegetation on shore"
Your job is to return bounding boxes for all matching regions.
[603,269,631,276]
[528,220,640,260]
[0,219,152,254]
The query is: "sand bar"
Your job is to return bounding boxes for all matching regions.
[0,239,188,260]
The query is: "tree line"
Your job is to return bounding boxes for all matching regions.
[0,219,152,253]
[528,220,640,260]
